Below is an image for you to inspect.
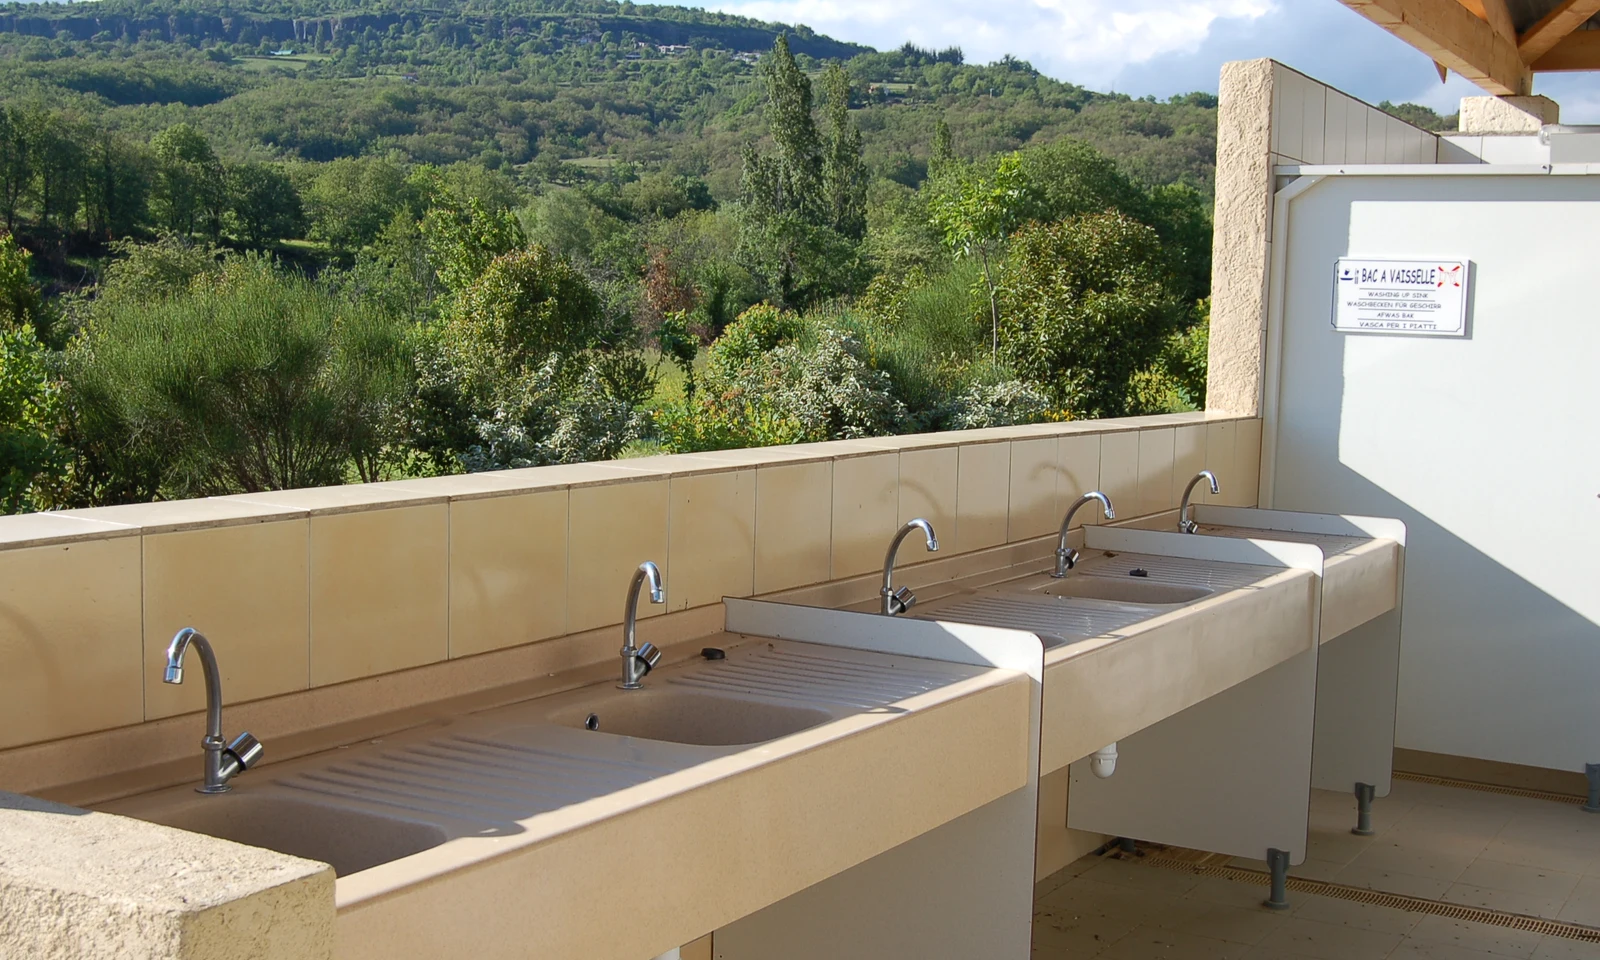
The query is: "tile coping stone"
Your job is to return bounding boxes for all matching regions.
[1,413,1241,549]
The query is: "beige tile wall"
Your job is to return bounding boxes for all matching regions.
[143,519,311,720]
[310,504,449,687]
[0,414,1260,750]
[448,490,568,657]
[670,470,756,611]
[0,537,143,750]
[753,460,833,594]
[569,479,671,632]
[955,441,1010,552]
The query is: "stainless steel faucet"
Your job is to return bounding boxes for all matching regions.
[619,561,665,689]
[163,628,263,794]
[1178,470,1221,534]
[881,519,939,615]
[1053,492,1115,578]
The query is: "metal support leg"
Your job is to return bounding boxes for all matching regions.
[1118,837,1137,854]
[1584,764,1600,814]
[1352,782,1376,836]
[1263,848,1291,910]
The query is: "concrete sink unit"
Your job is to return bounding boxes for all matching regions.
[882,523,1331,879]
[1185,504,1407,815]
[1187,505,1403,642]
[911,537,1321,774]
[98,634,1031,960]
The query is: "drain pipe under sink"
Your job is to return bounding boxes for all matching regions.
[1090,743,1118,778]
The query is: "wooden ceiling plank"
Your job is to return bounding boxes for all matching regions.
[1519,0,1600,63]
[1340,0,1533,94]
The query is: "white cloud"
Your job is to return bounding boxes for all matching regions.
[716,0,1272,87]
[708,0,1600,120]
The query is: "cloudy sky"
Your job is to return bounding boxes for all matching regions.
[708,0,1600,120]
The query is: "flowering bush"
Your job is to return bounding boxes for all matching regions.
[945,379,1055,430]
[656,304,904,453]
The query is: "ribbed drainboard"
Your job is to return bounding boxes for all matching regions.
[1200,525,1370,555]
[1077,553,1276,589]
[278,734,673,823]
[667,647,961,709]
[276,645,976,825]
[917,594,1149,640]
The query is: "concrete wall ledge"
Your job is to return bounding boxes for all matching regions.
[0,791,333,960]
[0,413,1234,547]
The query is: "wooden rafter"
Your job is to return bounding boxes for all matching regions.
[1341,0,1533,94]
[1532,27,1600,68]
[1518,0,1600,63]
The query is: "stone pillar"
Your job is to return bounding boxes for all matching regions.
[0,792,334,960]
[1458,95,1560,135]
[1206,58,1278,418]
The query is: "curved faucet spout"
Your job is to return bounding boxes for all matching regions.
[1054,492,1115,578]
[164,628,262,793]
[165,628,222,740]
[620,561,666,689]
[882,519,939,616]
[1179,470,1221,534]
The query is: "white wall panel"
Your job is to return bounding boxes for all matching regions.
[1266,173,1600,772]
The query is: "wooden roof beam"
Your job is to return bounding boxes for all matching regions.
[1457,0,1518,42]
[1519,0,1600,63]
[1341,0,1533,94]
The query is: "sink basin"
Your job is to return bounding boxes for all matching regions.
[1030,577,1212,605]
[134,793,448,876]
[552,688,835,746]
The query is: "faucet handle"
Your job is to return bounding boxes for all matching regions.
[888,586,917,615]
[636,642,662,675]
[226,732,263,769]
[217,732,263,783]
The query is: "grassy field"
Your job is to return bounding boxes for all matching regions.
[235,54,330,73]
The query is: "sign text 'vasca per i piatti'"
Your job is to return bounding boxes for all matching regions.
[1332,258,1470,336]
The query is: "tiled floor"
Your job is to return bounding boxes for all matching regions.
[1033,779,1600,958]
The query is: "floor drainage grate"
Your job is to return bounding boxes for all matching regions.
[1392,770,1587,806]
[1125,853,1600,943]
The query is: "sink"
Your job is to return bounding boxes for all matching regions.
[551,688,835,746]
[132,793,448,876]
[1029,577,1211,605]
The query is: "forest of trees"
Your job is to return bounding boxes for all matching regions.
[0,0,1446,514]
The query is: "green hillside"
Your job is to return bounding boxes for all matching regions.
[0,0,1219,190]
[0,2,1225,512]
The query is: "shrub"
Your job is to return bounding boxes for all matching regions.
[657,305,904,453]
[946,379,1055,430]
[413,245,651,470]
[63,256,413,500]
[995,213,1186,419]
[0,321,67,513]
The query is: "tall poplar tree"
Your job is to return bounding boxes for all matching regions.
[738,36,864,306]
[820,62,867,241]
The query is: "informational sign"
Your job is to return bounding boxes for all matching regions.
[1332,258,1470,336]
